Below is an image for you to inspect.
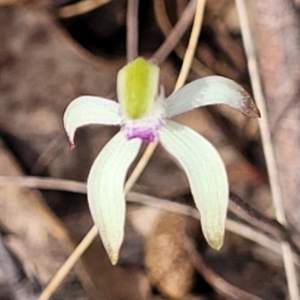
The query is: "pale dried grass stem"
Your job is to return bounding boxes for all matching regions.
[235,1,299,299]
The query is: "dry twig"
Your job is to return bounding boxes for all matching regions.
[235,1,300,299]
[151,0,197,65]
[58,0,111,19]
[153,0,212,77]
[1,174,299,265]
[184,238,264,300]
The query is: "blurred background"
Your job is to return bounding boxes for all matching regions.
[0,0,300,299]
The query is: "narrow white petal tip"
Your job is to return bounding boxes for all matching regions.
[64,127,75,147]
[99,230,122,264]
[99,225,124,266]
[65,133,75,148]
[205,230,224,251]
[108,249,119,265]
[98,223,124,266]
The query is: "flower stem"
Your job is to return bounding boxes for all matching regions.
[126,0,139,62]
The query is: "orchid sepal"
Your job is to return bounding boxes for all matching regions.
[117,57,160,120]
[87,131,142,264]
[165,76,260,118]
[160,120,229,250]
[63,96,121,145]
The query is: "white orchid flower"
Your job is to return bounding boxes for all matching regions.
[63,57,260,264]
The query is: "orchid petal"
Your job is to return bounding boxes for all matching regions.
[117,57,159,119]
[165,76,260,118]
[63,96,121,145]
[87,132,142,264]
[159,120,229,250]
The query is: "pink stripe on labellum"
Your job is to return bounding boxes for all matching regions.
[121,119,163,142]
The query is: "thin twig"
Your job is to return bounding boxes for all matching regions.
[226,219,281,257]
[37,1,205,299]
[4,174,300,268]
[174,0,205,90]
[151,0,197,65]
[184,238,264,300]
[153,0,212,77]
[38,226,98,300]
[0,175,289,261]
[229,192,286,242]
[126,0,139,62]
[58,0,111,19]
[235,1,300,299]
[230,192,300,258]
[0,176,86,193]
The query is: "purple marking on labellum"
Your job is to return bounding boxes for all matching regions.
[126,128,156,142]
[121,119,162,142]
